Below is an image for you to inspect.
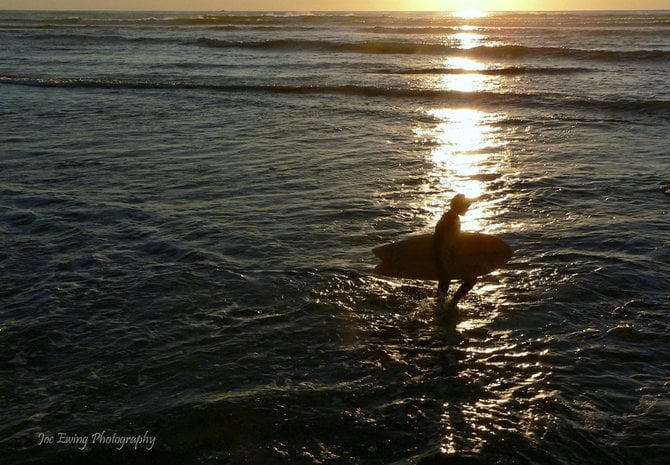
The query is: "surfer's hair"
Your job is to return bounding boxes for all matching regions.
[450,194,471,214]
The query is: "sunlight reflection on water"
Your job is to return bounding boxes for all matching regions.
[415,108,509,234]
[452,32,486,49]
[440,69,490,94]
[444,57,484,71]
[403,71,559,455]
[435,332,557,456]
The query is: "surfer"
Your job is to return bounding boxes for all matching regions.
[434,194,474,310]
[372,194,513,311]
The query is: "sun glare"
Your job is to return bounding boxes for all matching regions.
[415,108,508,233]
[444,57,485,71]
[454,10,487,19]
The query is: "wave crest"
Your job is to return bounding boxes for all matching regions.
[374,66,595,76]
[194,38,670,62]
[2,74,668,115]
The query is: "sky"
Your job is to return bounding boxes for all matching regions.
[1,1,669,11]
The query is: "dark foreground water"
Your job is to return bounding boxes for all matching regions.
[1,10,669,465]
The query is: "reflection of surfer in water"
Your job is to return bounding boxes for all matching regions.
[434,194,474,310]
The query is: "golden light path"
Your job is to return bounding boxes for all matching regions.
[415,106,508,235]
[414,49,512,328]
[408,32,554,456]
[416,102,542,454]
[453,9,488,19]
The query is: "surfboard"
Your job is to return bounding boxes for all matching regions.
[373,232,513,281]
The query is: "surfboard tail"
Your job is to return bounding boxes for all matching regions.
[374,259,438,281]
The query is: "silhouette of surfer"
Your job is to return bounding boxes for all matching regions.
[372,194,514,312]
[434,194,475,310]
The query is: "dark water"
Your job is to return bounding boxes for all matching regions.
[1,10,669,465]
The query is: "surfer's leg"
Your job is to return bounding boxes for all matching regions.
[435,276,452,315]
[449,278,476,308]
[437,273,451,299]
[437,278,449,295]
[435,248,450,300]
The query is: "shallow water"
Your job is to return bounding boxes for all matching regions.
[1,10,669,465]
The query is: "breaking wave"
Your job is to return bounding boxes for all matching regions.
[374,66,595,75]
[194,38,670,62]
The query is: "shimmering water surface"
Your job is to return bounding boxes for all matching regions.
[1,10,669,465]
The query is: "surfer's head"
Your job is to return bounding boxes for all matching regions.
[450,194,472,215]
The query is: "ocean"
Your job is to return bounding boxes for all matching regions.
[1,9,669,465]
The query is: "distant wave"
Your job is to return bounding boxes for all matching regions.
[22,32,176,45]
[2,74,669,115]
[0,16,85,24]
[195,38,670,62]
[365,25,670,37]
[15,31,670,65]
[3,12,669,28]
[0,14,381,27]
[374,66,595,76]
[364,26,460,34]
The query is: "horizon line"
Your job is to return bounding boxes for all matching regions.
[1,8,669,12]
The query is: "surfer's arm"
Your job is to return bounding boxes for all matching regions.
[434,212,459,297]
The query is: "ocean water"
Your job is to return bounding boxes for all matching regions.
[1,9,669,465]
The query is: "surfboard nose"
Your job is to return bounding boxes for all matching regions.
[496,241,514,267]
[483,239,513,272]
[502,242,514,262]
